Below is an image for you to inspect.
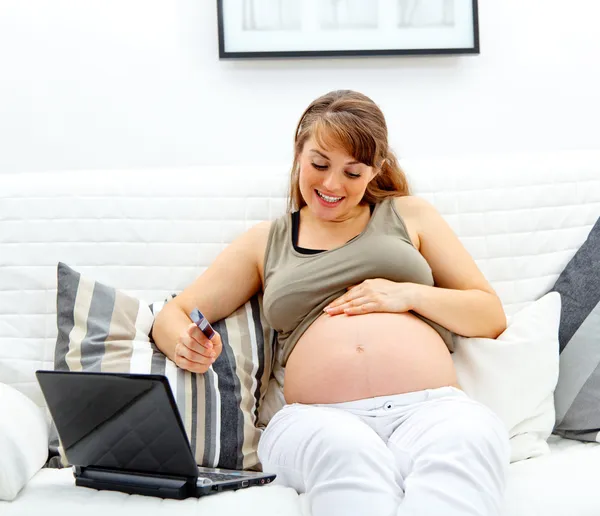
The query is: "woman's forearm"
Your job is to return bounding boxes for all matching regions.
[151,302,191,362]
[409,284,507,339]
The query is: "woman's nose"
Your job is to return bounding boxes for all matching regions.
[322,172,341,192]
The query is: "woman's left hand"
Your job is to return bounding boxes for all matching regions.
[323,279,418,316]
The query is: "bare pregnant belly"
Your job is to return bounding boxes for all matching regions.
[284,312,460,404]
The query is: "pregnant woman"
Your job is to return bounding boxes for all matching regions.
[152,90,510,516]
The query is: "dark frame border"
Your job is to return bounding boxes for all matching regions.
[217,0,479,59]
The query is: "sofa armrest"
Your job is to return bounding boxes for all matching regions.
[0,383,49,501]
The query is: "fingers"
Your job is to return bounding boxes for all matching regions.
[325,296,371,316]
[174,341,215,373]
[342,301,378,316]
[174,354,212,374]
[177,338,216,362]
[174,323,222,374]
[187,323,214,350]
[326,288,360,311]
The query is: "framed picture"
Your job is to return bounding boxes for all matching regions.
[217,0,479,59]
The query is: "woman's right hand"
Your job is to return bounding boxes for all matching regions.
[173,323,223,374]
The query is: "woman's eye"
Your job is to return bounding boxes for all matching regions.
[311,162,360,178]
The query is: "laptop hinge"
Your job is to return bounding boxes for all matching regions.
[75,466,195,499]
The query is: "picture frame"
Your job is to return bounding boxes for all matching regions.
[217,0,479,59]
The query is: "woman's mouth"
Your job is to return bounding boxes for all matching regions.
[315,189,344,207]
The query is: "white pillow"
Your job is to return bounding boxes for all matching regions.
[0,383,49,501]
[452,292,561,463]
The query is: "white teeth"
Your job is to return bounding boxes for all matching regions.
[317,190,343,203]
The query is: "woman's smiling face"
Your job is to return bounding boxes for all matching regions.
[298,136,376,222]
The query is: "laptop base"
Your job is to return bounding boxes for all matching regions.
[75,466,196,499]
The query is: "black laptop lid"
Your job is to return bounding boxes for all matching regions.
[36,371,198,478]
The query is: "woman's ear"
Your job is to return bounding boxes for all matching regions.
[374,158,388,177]
[371,165,382,180]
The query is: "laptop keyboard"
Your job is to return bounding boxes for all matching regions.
[200,472,246,482]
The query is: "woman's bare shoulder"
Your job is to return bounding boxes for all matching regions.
[392,194,434,214]
[250,220,273,240]
[247,221,274,284]
[242,220,272,254]
[391,195,438,249]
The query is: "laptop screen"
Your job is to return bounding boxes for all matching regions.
[37,371,199,478]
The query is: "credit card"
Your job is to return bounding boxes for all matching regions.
[190,308,215,340]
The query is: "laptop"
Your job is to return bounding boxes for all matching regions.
[36,370,276,499]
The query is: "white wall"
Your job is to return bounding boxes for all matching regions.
[0,0,598,174]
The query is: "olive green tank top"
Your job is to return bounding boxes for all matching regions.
[262,197,454,366]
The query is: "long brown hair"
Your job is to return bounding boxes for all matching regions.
[288,90,410,212]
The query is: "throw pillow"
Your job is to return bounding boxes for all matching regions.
[52,262,273,470]
[0,383,49,501]
[551,216,600,442]
[452,292,561,463]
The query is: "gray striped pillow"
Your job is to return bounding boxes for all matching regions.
[51,262,274,470]
[551,216,600,442]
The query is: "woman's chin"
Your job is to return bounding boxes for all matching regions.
[311,204,342,220]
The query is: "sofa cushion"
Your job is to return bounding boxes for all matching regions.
[5,435,600,516]
[52,262,273,470]
[551,216,600,441]
[452,292,561,462]
[501,435,600,516]
[0,383,49,501]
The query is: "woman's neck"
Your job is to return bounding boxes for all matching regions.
[300,203,371,234]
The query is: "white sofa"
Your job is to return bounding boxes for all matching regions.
[1,151,600,516]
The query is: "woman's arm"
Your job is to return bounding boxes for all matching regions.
[408,284,505,339]
[405,196,506,338]
[152,221,271,365]
[324,197,506,339]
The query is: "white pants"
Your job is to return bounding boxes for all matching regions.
[258,386,510,516]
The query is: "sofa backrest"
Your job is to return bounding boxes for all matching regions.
[1,150,600,409]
